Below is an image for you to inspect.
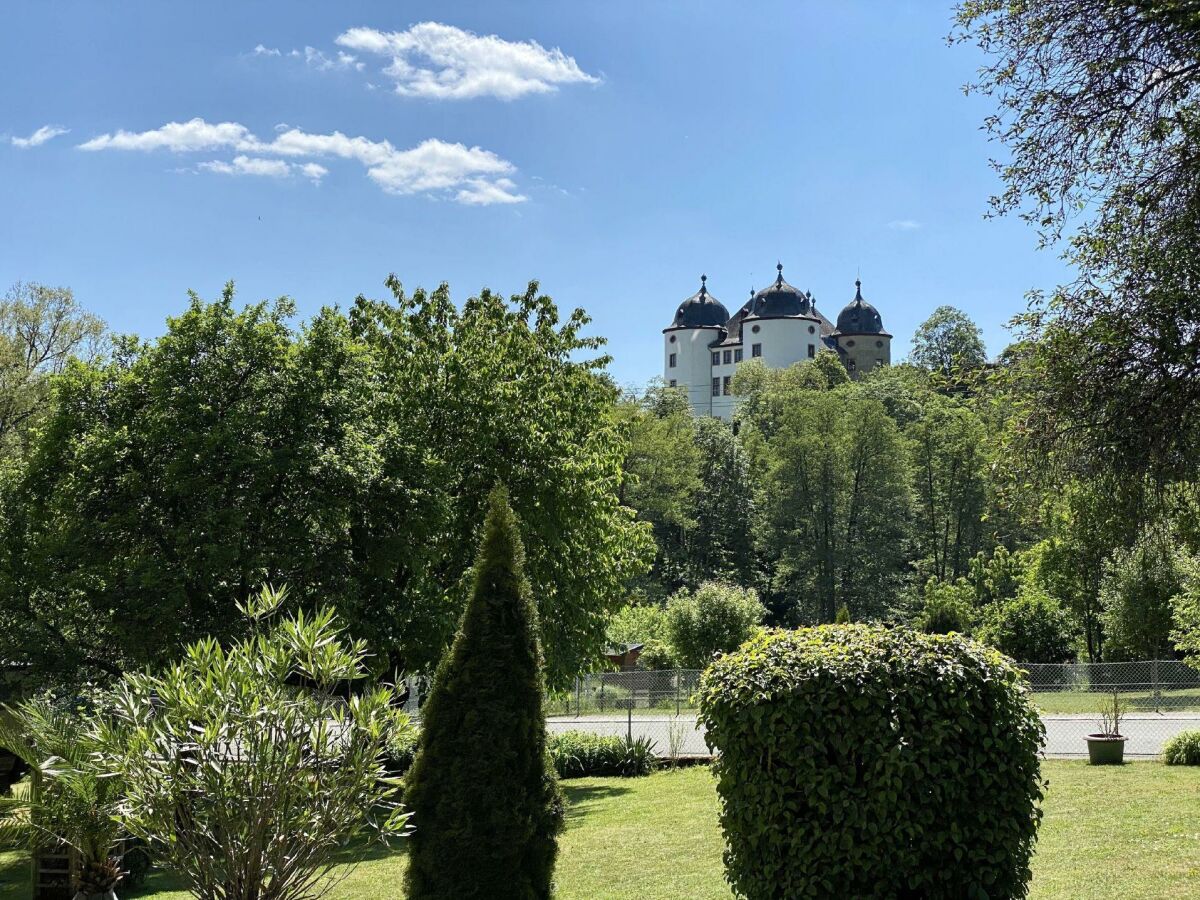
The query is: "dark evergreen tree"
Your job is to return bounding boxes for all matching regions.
[403,485,564,899]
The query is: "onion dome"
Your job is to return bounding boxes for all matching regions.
[668,274,730,329]
[747,263,813,318]
[834,279,885,334]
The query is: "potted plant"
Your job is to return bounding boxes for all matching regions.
[1085,691,1127,765]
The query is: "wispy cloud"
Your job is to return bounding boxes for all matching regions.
[289,46,364,72]
[252,44,281,57]
[334,22,599,100]
[887,219,921,231]
[79,117,523,203]
[11,125,69,148]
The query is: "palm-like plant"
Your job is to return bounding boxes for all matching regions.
[0,698,128,899]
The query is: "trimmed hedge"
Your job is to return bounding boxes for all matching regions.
[547,730,658,778]
[698,625,1045,900]
[1163,729,1200,765]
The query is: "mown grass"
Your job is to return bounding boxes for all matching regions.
[1033,687,1200,715]
[3,761,1199,899]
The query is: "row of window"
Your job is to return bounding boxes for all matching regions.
[711,376,732,397]
[669,342,818,371]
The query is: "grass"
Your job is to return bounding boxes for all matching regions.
[3,761,1199,899]
[1033,687,1200,714]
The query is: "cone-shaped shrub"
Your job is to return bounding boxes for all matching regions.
[404,486,564,899]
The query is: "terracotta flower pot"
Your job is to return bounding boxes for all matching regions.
[1085,733,1127,765]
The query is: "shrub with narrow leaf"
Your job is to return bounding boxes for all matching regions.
[95,585,412,900]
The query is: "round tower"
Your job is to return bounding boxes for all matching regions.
[832,279,891,379]
[663,274,729,415]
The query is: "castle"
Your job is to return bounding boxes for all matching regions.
[662,263,891,420]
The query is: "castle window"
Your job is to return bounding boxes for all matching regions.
[723,349,732,365]
[711,377,720,396]
[848,359,857,372]
[807,344,815,359]
[712,351,720,366]
[808,325,815,334]
[669,352,677,368]
[751,324,761,334]
[876,339,884,348]
[751,343,762,358]
[722,375,732,395]
[846,339,856,347]
[734,349,743,363]
[669,379,677,388]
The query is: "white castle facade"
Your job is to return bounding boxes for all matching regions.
[662,263,892,420]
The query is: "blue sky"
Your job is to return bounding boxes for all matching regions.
[1,1,1070,388]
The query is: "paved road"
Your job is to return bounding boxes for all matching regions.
[547,712,1200,759]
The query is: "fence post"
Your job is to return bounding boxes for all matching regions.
[627,701,633,743]
[1153,659,1161,713]
[675,670,681,717]
[575,676,581,719]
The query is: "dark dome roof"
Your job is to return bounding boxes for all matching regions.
[748,263,813,318]
[835,280,885,334]
[669,275,730,329]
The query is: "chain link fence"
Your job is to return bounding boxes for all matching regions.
[1024,660,1200,757]
[405,662,1200,760]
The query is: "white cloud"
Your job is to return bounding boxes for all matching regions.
[253,44,281,57]
[887,219,921,231]
[335,22,599,100]
[78,118,522,203]
[79,119,254,152]
[198,155,292,178]
[299,46,364,72]
[11,125,69,148]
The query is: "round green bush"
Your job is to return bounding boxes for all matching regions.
[1163,729,1200,765]
[698,625,1045,900]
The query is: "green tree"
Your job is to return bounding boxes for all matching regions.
[916,577,976,634]
[1099,534,1181,660]
[977,588,1077,663]
[96,585,411,900]
[909,306,986,376]
[404,487,563,899]
[350,278,653,685]
[908,395,988,582]
[754,386,911,623]
[955,1,1200,484]
[605,602,675,669]
[0,279,652,691]
[664,581,766,669]
[682,416,755,585]
[0,282,105,457]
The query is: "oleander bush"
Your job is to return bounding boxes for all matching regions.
[1163,729,1200,765]
[698,625,1045,900]
[547,731,658,778]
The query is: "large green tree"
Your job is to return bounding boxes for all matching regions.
[956,0,1200,484]
[403,487,563,899]
[909,306,987,377]
[0,279,651,692]
[0,282,105,458]
[751,382,911,623]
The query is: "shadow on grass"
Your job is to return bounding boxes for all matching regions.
[561,782,633,822]
[0,852,30,899]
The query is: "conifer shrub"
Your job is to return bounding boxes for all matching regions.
[403,486,564,900]
[698,625,1045,900]
[1163,730,1200,765]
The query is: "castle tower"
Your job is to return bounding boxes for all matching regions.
[663,274,729,416]
[832,279,891,379]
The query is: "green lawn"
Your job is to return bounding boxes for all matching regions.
[1033,687,1200,714]
[3,761,1199,899]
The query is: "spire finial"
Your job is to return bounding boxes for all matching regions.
[775,261,784,285]
[699,273,707,299]
[854,277,863,302]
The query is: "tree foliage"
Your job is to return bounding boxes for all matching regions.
[1099,534,1181,660]
[403,487,563,900]
[0,279,652,691]
[663,581,765,669]
[909,305,987,376]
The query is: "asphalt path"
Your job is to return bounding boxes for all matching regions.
[546,712,1200,759]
